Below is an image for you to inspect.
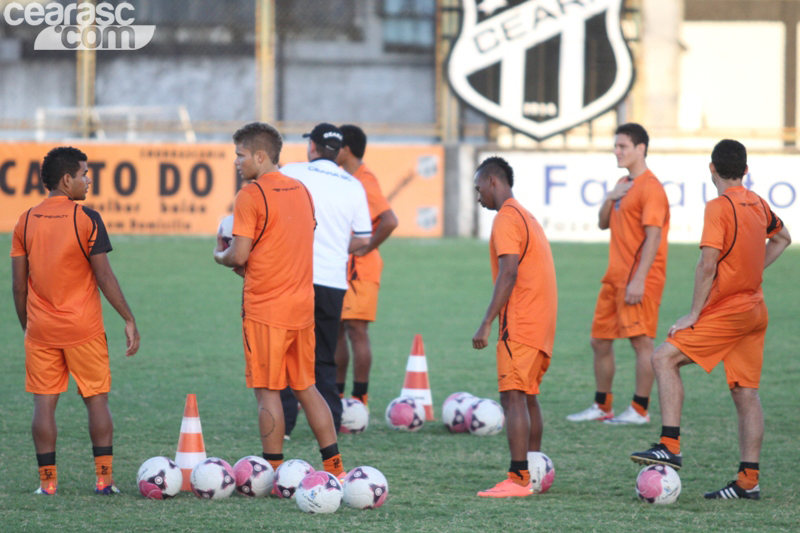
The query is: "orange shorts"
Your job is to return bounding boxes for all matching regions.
[591,283,659,339]
[667,301,768,389]
[341,280,380,322]
[496,340,550,395]
[242,319,315,390]
[25,333,110,397]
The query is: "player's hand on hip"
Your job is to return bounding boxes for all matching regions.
[625,279,645,305]
[472,322,491,350]
[125,320,140,357]
[668,314,697,338]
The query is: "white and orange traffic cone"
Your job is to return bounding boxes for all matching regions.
[174,393,207,491]
[400,334,434,420]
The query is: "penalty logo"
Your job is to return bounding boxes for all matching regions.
[447,0,634,141]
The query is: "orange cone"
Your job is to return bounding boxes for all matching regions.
[400,334,434,420]
[174,394,207,491]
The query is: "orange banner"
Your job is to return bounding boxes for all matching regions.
[0,142,443,237]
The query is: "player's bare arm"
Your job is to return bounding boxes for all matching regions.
[764,225,791,269]
[625,225,662,305]
[598,178,633,230]
[349,235,371,255]
[215,235,253,268]
[473,254,519,350]
[90,253,140,357]
[668,246,720,337]
[11,255,28,332]
[357,208,398,256]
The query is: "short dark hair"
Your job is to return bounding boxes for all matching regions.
[232,122,283,164]
[339,124,367,159]
[711,139,747,180]
[615,123,649,156]
[476,156,514,188]
[312,141,340,162]
[41,146,87,191]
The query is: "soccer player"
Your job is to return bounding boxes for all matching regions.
[631,140,791,500]
[471,156,558,498]
[214,122,345,478]
[567,123,670,425]
[279,123,372,435]
[333,124,398,407]
[10,146,140,495]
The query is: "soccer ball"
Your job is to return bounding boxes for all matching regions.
[441,392,476,433]
[295,471,343,514]
[636,464,682,504]
[527,451,555,494]
[233,456,274,497]
[190,457,236,500]
[342,466,389,510]
[385,396,424,431]
[273,459,315,499]
[218,215,233,249]
[137,456,183,500]
[466,398,505,436]
[340,398,369,434]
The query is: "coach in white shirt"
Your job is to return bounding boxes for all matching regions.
[280,123,372,435]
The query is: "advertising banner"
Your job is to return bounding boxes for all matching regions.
[0,143,444,237]
[477,151,798,243]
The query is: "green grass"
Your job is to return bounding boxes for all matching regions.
[0,236,797,532]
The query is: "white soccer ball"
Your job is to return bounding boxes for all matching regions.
[137,456,183,500]
[342,466,389,510]
[218,214,234,248]
[441,392,476,433]
[466,398,505,436]
[340,398,369,434]
[233,456,274,497]
[636,464,682,504]
[527,451,555,494]
[190,457,236,500]
[295,471,343,514]
[273,459,315,499]
[385,396,424,432]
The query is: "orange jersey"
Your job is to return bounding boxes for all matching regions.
[490,198,558,355]
[347,164,392,283]
[10,196,111,347]
[699,186,784,315]
[233,172,316,330]
[601,169,670,301]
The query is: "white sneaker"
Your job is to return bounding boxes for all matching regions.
[566,403,613,422]
[603,405,650,425]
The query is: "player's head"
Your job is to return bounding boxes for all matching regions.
[474,156,514,211]
[614,123,649,169]
[710,139,747,180]
[337,124,367,166]
[41,146,90,200]
[233,122,283,180]
[304,123,343,162]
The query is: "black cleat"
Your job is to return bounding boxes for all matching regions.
[630,443,682,470]
[704,480,760,500]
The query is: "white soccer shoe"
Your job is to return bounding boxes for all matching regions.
[603,405,650,425]
[565,403,613,422]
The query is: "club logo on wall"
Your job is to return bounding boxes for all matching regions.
[447,0,634,141]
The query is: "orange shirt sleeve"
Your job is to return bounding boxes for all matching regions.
[492,209,524,257]
[233,188,260,239]
[641,180,669,228]
[10,217,26,257]
[361,172,391,220]
[760,197,784,238]
[700,199,727,251]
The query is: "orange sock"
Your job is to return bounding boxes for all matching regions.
[323,454,344,477]
[267,459,283,472]
[598,393,613,413]
[508,469,530,487]
[660,436,681,455]
[39,465,57,492]
[94,455,113,486]
[737,468,759,490]
[632,401,648,417]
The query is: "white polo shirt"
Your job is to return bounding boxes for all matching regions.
[281,159,372,290]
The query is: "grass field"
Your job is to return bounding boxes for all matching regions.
[0,235,797,532]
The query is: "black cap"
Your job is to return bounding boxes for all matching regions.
[302,123,343,150]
